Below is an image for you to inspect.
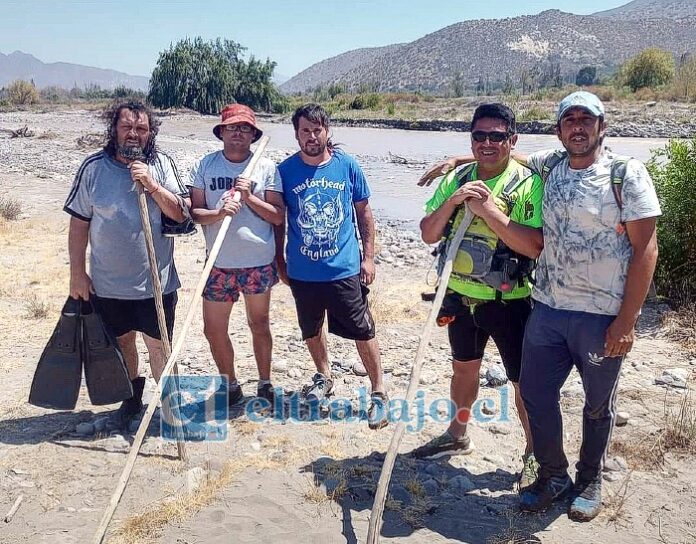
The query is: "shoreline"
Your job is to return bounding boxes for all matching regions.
[265,114,695,139]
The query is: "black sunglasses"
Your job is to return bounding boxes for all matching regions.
[471,130,511,143]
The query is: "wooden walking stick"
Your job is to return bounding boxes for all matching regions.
[136,182,188,462]
[92,136,270,544]
[366,206,475,544]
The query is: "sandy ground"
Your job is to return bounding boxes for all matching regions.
[0,110,695,544]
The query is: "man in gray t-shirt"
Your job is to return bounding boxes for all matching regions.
[189,104,285,407]
[64,100,190,427]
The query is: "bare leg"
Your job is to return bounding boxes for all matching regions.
[305,325,331,377]
[116,331,139,380]
[142,333,167,382]
[512,381,534,456]
[202,299,236,382]
[448,358,482,439]
[355,338,385,394]
[243,291,273,381]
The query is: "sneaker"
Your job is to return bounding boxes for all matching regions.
[367,392,389,430]
[116,377,145,431]
[568,476,602,522]
[519,453,540,491]
[256,383,276,406]
[519,474,573,512]
[227,383,244,407]
[304,373,333,402]
[410,431,474,459]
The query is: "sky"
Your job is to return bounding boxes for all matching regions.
[1,0,632,80]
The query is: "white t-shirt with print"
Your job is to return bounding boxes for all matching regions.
[188,151,282,269]
[527,149,661,316]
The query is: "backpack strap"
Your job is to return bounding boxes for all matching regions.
[540,150,568,182]
[454,163,477,187]
[610,157,629,212]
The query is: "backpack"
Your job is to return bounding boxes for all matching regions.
[538,149,630,218]
[436,163,536,295]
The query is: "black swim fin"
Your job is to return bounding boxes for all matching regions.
[29,297,83,410]
[81,300,133,405]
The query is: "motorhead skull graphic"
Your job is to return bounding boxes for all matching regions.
[297,190,344,248]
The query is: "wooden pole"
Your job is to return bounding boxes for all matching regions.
[366,207,474,544]
[136,182,187,462]
[91,136,270,544]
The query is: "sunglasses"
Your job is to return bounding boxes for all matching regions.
[471,130,511,143]
[223,124,254,134]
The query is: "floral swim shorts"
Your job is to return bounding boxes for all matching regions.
[203,263,279,303]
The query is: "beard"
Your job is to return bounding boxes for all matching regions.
[118,144,145,161]
[301,141,326,157]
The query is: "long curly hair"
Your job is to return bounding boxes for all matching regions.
[102,100,160,161]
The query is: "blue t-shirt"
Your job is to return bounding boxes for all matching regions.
[278,149,370,281]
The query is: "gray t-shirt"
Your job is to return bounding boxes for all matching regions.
[527,149,662,316]
[64,150,188,299]
[188,151,282,269]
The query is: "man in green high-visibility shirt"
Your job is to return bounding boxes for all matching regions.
[411,103,543,491]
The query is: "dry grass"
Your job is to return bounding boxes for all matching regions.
[603,471,634,526]
[0,197,22,220]
[109,461,243,544]
[24,294,51,319]
[611,390,696,469]
[303,474,348,503]
[663,390,696,453]
[662,302,696,354]
[486,508,534,544]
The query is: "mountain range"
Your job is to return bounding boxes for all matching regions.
[280,0,696,94]
[0,50,149,91]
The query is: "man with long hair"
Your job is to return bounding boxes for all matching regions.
[64,99,190,429]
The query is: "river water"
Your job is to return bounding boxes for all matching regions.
[171,117,670,226]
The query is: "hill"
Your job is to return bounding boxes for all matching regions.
[281,2,696,94]
[0,50,149,91]
[594,0,696,19]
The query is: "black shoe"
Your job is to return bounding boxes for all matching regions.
[227,384,245,407]
[410,431,474,459]
[568,476,602,522]
[116,377,145,430]
[519,474,573,512]
[257,383,276,406]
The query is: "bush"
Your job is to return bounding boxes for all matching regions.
[0,197,22,220]
[7,79,39,105]
[618,48,675,92]
[646,138,696,303]
[349,93,381,110]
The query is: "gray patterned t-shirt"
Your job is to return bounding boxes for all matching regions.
[64,151,188,299]
[527,149,661,316]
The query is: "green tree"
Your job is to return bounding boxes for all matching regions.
[618,48,675,92]
[148,37,283,114]
[646,138,696,302]
[575,66,597,86]
[7,79,39,105]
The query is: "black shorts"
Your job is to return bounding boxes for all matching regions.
[92,291,177,340]
[442,294,531,382]
[288,275,375,341]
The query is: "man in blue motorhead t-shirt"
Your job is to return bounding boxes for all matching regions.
[276,104,388,430]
